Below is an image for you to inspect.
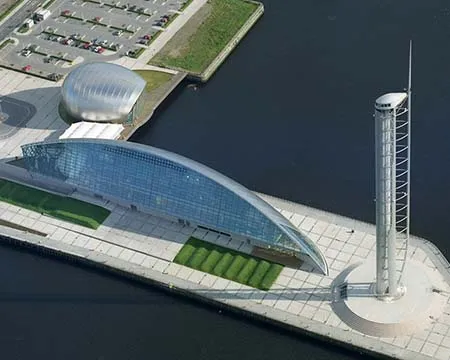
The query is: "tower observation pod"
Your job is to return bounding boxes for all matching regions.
[374,42,412,299]
[331,42,448,337]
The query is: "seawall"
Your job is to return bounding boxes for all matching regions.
[0,227,388,359]
[188,1,264,82]
[0,190,447,360]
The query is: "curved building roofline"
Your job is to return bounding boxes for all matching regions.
[22,139,328,275]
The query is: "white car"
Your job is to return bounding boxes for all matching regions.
[22,50,32,57]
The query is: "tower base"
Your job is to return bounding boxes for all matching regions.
[331,260,448,337]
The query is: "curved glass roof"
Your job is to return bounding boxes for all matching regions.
[21,139,328,275]
[61,62,146,122]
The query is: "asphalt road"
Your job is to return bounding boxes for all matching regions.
[0,0,43,42]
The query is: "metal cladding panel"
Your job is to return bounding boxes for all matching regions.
[21,139,328,275]
[61,62,146,122]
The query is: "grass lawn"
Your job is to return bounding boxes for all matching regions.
[150,0,259,74]
[174,237,284,290]
[0,179,110,229]
[133,70,174,93]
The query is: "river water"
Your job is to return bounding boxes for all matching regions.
[2,0,450,359]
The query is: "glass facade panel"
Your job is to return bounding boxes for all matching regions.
[21,140,328,275]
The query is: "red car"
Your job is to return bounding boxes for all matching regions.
[82,43,91,49]
[97,47,105,54]
[143,34,151,40]
[23,65,32,72]
[61,10,71,15]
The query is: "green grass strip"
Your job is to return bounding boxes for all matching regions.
[174,237,284,290]
[187,246,209,268]
[236,258,258,284]
[173,242,197,264]
[223,255,247,280]
[212,252,234,277]
[133,70,173,92]
[200,249,222,272]
[179,0,193,12]
[247,259,271,288]
[151,0,258,73]
[259,264,284,290]
[0,178,110,229]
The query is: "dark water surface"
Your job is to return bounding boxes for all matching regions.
[3,0,450,359]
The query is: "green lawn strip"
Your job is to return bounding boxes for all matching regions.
[0,179,110,229]
[133,70,173,93]
[247,259,271,288]
[174,237,285,290]
[173,242,197,264]
[200,249,222,272]
[223,254,247,280]
[151,0,258,73]
[236,257,258,284]
[179,0,193,12]
[0,0,25,22]
[187,246,209,268]
[212,252,234,276]
[259,263,284,290]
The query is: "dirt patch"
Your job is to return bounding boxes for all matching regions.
[0,0,20,17]
[155,2,212,59]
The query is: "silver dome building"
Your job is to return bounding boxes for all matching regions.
[60,62,146,123]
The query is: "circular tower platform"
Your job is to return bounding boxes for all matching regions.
[331,260,449,337]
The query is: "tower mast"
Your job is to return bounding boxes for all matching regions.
[374,42,412,299]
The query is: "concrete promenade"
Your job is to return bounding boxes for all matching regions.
[0,182,448,359]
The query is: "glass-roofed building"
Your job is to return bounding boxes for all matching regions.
[60,62,146,124]
[21,139,328,275]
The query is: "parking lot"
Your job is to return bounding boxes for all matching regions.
[1,0,188,77]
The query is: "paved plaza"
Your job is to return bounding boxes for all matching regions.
[0,184,447,359]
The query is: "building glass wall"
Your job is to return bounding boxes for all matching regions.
[21,140,328,274]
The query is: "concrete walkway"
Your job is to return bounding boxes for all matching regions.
[0,186,448,359]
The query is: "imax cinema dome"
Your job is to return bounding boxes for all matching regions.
[60,62,146,123]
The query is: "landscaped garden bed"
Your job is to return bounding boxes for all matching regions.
[174,237,284,290]
[0,179,110,229]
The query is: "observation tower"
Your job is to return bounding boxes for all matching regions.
[373,44,411,299]
[330,42,448,337]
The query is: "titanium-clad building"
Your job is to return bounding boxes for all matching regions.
[21,139,328,275]
[60,62,146,124]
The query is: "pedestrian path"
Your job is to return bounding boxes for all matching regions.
[0,189,448,359]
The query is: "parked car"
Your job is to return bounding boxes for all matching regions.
[143,34,151,40]
[22,65,32,72]
[97,47,105,54]
[138,39,148,45]
[113,30,123,36]
[61,10,71,15]
[21,50,32,57]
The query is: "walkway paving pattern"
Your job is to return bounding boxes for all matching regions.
[0,189,449,360]
[0,2,449,359]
